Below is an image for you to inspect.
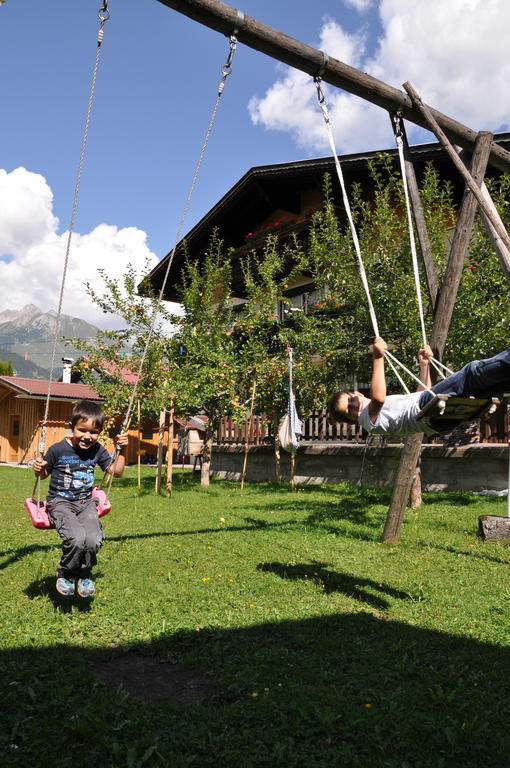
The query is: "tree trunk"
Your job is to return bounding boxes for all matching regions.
[410,462,422,509]
[273,411,282,484]
[166,402,174,498]
[290,451,296,490]
[201,430,214,488]
[155,408,166,494]
[136,400,142,489]
[241,380,257,491]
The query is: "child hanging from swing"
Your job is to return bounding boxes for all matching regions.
[327,337,510,436]
[32,399,128,598]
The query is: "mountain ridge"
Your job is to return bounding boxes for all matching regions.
[0,304,101,378]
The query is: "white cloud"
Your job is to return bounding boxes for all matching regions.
[248,19,378,153]
[0,167,178,329]
[0,168,58,255]
[249,0,510,155]
[343,0,374,12]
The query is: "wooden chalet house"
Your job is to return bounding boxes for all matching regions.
[144,133,510,317]
[0,361,178,466]
[0,377,102,465]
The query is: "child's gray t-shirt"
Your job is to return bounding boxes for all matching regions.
[358,392,436,435]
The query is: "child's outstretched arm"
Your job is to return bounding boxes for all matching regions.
[417,345,433,391]
[107,432,129,477]
[368,336,387,423]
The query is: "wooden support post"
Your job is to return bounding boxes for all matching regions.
[403,82,510,285]
[390,113,438,307]
[382,131,492,544]
[382,433,423,543]
[457,148,510,280]
[155,0,510,171]
[155,408,166,494]
[166,400,174,498]
[241,380,256,491]
[430,131,493,354]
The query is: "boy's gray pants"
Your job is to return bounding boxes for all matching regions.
[47,496,104,579]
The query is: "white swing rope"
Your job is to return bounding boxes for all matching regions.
[314,77,436,398]
[104,26,243,491]
[32,3,110,503]
[392,113,454,380]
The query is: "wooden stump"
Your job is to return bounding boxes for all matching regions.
[478,514,510,542]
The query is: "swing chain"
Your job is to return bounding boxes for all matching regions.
[218,35,238,93]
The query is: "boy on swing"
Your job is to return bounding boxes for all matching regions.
[328,337,510,436]
[33,399,128,598]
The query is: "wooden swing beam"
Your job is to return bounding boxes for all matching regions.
[155,0,510,173]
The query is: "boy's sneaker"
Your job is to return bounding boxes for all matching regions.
[56,577,75,597]
[77,578,95,598]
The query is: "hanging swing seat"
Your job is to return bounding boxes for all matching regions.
[25,487,111,530]
[416,395,499,423]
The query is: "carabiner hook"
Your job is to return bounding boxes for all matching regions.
[314,76,326,106]
[393,110,404,138]
[98,1,110,22]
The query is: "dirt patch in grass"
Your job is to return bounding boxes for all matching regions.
[93,652,217,703]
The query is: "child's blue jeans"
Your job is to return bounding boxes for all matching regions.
[419,347,510,409]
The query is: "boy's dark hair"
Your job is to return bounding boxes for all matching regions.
[71,399,105,430]
[326,391,352,425]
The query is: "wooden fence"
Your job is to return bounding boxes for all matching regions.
[217,401,509,446]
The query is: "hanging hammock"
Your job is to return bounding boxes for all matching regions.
[278,347,303,453]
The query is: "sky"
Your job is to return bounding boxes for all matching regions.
[1,0,509,330]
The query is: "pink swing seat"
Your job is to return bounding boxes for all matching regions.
[25,487,112,530]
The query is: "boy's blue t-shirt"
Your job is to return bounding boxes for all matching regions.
[44,438,112,501]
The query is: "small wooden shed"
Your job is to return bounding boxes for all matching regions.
[0,376,103,464]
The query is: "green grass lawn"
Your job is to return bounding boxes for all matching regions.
[1,465,510,767]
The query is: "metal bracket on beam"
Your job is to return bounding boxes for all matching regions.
[230,8,244,37]
[316,51,329,79]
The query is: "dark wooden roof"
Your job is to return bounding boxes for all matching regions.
[146,133,510,301]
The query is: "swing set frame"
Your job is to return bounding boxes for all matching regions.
[153,0,510,541]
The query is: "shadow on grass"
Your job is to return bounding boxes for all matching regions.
[0,543,52,571]
[428,543,510,565]
[257,561,412,609]
[114,471,211,496]
[1,613,509,766]
[251,485,391,540]
[420,490,493,507]
[24,575,97,612]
